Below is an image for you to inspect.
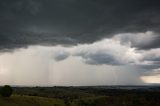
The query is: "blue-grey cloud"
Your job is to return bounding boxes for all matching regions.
[77,52,122,65]
[53,51,70,61]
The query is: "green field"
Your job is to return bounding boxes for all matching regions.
[0,95,109,106]
[0,95,64,106]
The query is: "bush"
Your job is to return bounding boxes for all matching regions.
[0,85,13,97]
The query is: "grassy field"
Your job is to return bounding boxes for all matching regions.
[1,94,160,106]
[0,95,64,106]
[0,86,160,106]
[0,95,108,106]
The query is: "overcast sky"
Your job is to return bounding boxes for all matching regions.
[0,0,160,86]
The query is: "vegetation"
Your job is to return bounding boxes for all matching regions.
[0,86,160,106]
[0,95,64,106]
[0,85,13,97]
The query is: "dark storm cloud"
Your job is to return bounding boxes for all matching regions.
[0,0,160,50]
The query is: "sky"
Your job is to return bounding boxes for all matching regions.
[0,0,160,86]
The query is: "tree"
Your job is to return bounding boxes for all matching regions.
[0,85,13,97]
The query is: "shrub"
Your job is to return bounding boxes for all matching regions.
[0,85,13,97]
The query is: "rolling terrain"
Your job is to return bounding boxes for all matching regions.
[0,86,160,106]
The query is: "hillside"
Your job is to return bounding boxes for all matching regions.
[0,95,64,106]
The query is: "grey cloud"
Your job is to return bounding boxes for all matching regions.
[143,69,160,76]
[137,64,160,70]
[0,31,77,51]
[139,63,160,72]
[0,0,160,50]
[113,31,160,50]
[53,51,70,61]
[76,52,122,65]
[142,49,160,62]
[143,55,160,62]
[138,49,160,70]
[71,38,135,66]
